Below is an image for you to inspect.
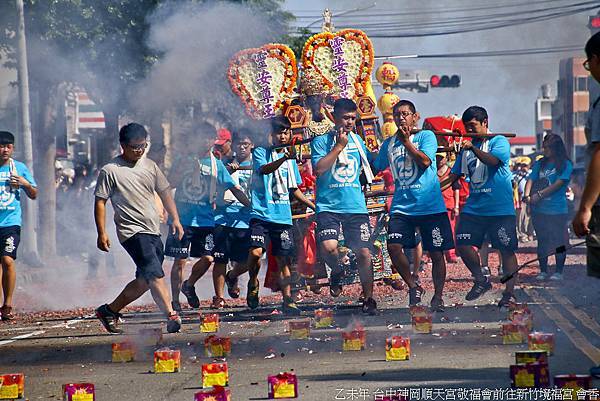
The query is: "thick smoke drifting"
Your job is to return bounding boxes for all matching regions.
[132,2,285,125]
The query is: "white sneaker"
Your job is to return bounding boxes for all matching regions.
[482,266,491,277]
[536,272,548,281]
[550,273,563,281]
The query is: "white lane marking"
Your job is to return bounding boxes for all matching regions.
[0,330,46,346]
[0,315,92,347]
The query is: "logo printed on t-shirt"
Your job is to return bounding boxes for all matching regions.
[180,174,208,204]
[331,156,359,184]
[391,148,419,186]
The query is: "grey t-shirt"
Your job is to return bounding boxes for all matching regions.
[94,156,170,243]
[585,97,600,205]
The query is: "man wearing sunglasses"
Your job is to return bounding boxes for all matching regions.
[94,123,184,334]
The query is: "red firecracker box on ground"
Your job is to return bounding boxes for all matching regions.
[412,315,432,334]
[200,313,220,333]
[63,383,95,401]
[515,350,548,365]
[528,332,555,355]
[154,349,180,373]
[554,375,592,400]
[314,309,334,328]
[204,335,232,358]
[508,303,531,320]
[202,363,229,388]
[288,319,310,340]
[139,328,163,347]
[194,386,231,401]
[385,336,411,361]
[502,322,529,344]
[342,328,366,351]
[409,305,429,317]
[511,310,533,332]
[111,342,136,362]
[510,363,550,388]
[0,373,24,400]
[267,372,298,399]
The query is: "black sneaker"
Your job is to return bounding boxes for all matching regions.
[408,285,425,306]
[225,271,240,299]
[171,301,182,313]
[498,291,516,309]
[282,298,301,316]
[430,296,445,312]
[247,279,260,310]
[465,278,492,301]
[95,304,123,334]
[181,280,200,308]
[166,312,182,333]
[362,297,377,315]
[329,270,343,297]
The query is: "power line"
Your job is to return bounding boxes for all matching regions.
[374,45,583,60]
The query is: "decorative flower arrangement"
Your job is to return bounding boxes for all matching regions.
[227,44,298,120]
[301,29,374,100]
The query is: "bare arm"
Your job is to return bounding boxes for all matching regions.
[292,188,315,211]
[260,154,292,175]
[470,144,501,167]
[573,143,600,236]
[94,197,110,252]
[11,175,37,199]
[158,188,184,240]
[440,172,460,190]
[315,129,347,177]
[396,126,431,169]
[229,185,250,207]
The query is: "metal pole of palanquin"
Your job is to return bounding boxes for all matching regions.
[15,0,39,261]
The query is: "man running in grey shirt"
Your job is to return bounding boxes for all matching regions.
[94,123,184,334]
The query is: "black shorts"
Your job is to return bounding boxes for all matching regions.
[388,213,454,252]
[316,212,370,250]
[249,219,295,257]
[455,213,518,252]
[164,225,214,259]
[121,233,165,281]
[213,225,251,264]
[0,225,20,260]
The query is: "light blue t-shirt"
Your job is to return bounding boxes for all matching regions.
[310,132,368,214]
[451,135,515,216]
[174,156,235,228]
[528,159,573,215]
[215,159,252,229]
[373,131,446,216]
[0,160,36,227]
[250,147,302,226]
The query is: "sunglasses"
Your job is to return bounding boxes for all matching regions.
[125,142,148,151]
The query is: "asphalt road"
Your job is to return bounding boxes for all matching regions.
[1,244,599,401]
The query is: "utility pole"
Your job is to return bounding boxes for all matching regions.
[16,0,39,262]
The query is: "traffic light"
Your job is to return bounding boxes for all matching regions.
[429,74,461,88]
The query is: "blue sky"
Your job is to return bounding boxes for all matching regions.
[282,0,594,137]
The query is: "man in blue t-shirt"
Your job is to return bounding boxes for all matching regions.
[372,100,454,311]
[446,106,519,307]
[311,98,377,315]
[166,123,250,310]
[245,116,315,315]
[0,131,37,321]
[212,129,254,308]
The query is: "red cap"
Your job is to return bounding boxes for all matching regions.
[214,128,232,145]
